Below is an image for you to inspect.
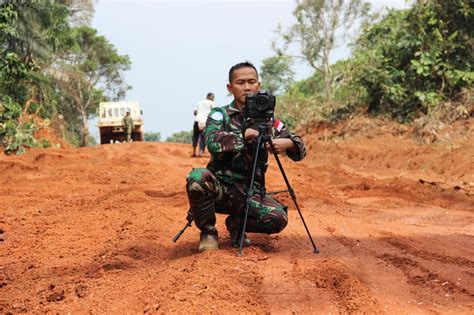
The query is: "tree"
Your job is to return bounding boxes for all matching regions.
[0,0,70,107]
[0,1,132,152]
[52,26,131,147]
[0,1,72,154]
[351,0,473,120]
[144,131,161,142]
[260,54,295,95]
[166,130,192,144]
[59,0,95,26]
[277,0,370,100]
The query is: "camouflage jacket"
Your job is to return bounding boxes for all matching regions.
[204,101,306,185]
[123,116,134,129]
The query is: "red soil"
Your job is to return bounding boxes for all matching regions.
[1,118,473,314]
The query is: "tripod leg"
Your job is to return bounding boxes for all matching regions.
[238,135,264,256]
[269,141,320,254]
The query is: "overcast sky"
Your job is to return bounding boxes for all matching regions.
[91,0,411,139]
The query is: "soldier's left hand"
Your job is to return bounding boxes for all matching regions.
[266,138,294,154]
[244,128,259,141]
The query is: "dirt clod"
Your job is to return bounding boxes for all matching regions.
[47,290,65,303]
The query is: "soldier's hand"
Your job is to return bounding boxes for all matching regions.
[244,128,258,141]
[266,138,295,154]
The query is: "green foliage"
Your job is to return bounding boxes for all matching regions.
[290,72,323,98]
[40,137,51,148]
[166,130,192,144]
[0,52,31,105]
[271,0,473,129]
[260,55,295,95]
[350,1,473,120]
[53,26,131,146]
[0,96,21,120]
[87,135,96,146]
[277,0,371,100]
[144,131,161,142]
[0,97,38,155]
[275,93,318,130]
[275,59,362,126]
[0,0,70,107]
[65,131,80,147]
[0,1,70,149]
[0,1,131,150]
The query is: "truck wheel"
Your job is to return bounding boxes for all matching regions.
[100,135,109,144]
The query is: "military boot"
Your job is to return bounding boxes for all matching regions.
[225,216,251,248]
[198,227,219,252]
[188,197,218,252]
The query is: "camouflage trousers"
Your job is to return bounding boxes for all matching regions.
[186,168,288,234]
[125,128,132,141]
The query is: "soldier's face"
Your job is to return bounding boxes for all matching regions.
[227,67,260,109]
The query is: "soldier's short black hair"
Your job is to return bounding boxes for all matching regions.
[206,92,214,99]
[228,61,259,83]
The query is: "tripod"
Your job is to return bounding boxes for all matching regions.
[237,124,320,256]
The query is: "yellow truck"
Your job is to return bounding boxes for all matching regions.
[98,101,144,144]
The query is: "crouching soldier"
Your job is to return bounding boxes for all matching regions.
[185,61,306,252]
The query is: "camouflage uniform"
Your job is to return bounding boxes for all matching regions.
[186,101,306,236]
[123,115,134,142]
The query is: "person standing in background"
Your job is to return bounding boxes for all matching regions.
[192,92,215,157]
[192,109,200,157]
[123,109,134,142]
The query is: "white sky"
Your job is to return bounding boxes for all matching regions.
[91,0,411,139]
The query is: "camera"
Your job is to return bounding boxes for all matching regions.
[244,91,276,120]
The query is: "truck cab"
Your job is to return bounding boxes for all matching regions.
[98,101,144,144]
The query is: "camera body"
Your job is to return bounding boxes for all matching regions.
[244,91,276,120]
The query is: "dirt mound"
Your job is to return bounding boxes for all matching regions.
[0,120,473,313]
[303,117,474,197]
[33,115,72,149]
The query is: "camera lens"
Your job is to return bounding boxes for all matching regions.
[255,95,269,110]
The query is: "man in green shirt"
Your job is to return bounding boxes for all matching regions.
[123,109,134,142]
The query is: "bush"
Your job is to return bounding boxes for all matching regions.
[0,97,38,155]
[166,130,192,143]
[144,131,161,142]
[350,1,473,121]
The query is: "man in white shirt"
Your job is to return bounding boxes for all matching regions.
[192,92,215,157]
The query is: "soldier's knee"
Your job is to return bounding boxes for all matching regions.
[186,168,211,183]
[261,208,288,234]
[271,213,288,233]
[186,168,213,200]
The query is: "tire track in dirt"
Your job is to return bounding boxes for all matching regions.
[296,258,381,314]
[318,209,474,313]
[381,234,474,268]
[378,253,473,296]
[377,252,474,314]
[256,205,382,314]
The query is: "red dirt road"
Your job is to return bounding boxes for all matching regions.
[1,122,473,314]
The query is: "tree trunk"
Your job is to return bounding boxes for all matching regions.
[80,108,89,147]
[322,51,332,101]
